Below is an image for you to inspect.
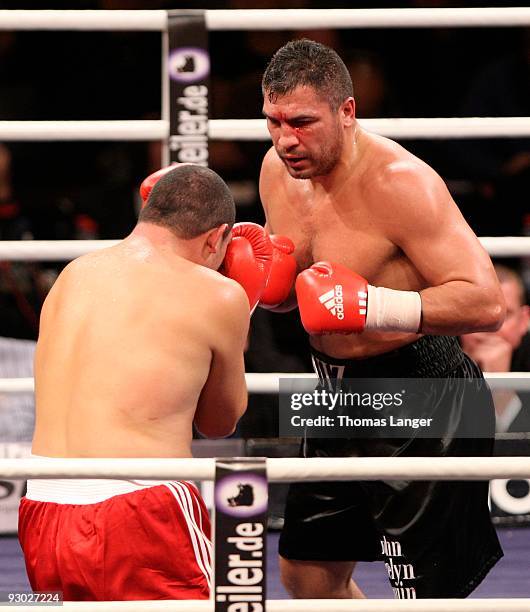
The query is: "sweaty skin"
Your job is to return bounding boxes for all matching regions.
[261,86,504,359]
[32,227,249,458]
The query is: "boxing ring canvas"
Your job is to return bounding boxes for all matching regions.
[1,530,530,599]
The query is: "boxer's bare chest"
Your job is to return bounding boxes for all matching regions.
[266,178,424,357]
[267,185,416,288]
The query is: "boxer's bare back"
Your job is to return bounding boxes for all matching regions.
[33,228,249,458]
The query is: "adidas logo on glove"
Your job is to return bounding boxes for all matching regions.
[296,261,371,334]
[318,285,345,320]
[318,285,368,320]
[296,261,421,335]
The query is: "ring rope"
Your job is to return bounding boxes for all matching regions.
[0,118,529,141]
[0,237,527,261]
[1,8,530,31]
[0,120,166,141]
[246,372,530,393]
[0,240,116,260]
[212,117,530,140]
[2,373,530,395]
[2,456,530,481]
[1,600,530,612]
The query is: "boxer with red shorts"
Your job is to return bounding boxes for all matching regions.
[20,479,211,600]
[258,40,506,599]
[20,165,284,600]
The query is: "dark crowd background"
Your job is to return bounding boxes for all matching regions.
[0,0,529,436]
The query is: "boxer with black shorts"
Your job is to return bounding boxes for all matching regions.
[281,337,499,598]
[258,40,506,599]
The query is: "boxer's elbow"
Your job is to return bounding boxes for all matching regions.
[480,290,506,332]
[195,410,243,439]
[195,419,236,439]
[194,397,247,439]
[196,426,232,439]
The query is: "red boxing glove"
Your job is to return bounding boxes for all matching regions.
[296,261,423,335]
[222,223,273,312]
[259,235,297,309]
[295,262,368,334]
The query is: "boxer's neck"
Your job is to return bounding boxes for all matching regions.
[127,223,203,264]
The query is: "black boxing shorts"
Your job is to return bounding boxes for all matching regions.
[279,335,503,599]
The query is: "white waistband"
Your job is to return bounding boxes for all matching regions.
[25,478,192,504]
[25,454,198,504]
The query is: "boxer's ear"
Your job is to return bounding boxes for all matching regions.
[341,97,355,126]
[205,224,229,253]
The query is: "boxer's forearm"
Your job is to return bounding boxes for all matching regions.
[419,281,505,335]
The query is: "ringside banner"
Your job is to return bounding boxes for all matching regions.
[215,458,267,612]
[167,11,209,166]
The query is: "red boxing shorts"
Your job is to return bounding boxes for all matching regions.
[19,478,211,601]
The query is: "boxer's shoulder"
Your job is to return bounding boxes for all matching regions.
[50,250,100,290]
[366,135,441,187]
[262,144,282,169]
[187,268,249,350]
[361,144,448,217]
[260,146,308,205]
[260,146,284,187]
[194,265,249,320]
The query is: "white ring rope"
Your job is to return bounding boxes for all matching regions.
[0,237,527,261]
[0,10,167,31]
[0,118,529,141]
[1,8,530,31]
[1,601,530,612]
[0,120,167,141]
[212,117,530,141]
[1,456,530,482]
[482,372,530,391]
[244,372,530,394]
[2,373,530,395]
[0,240,116,260]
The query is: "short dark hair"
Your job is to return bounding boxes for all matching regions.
[139,165,235,239]
[262,39,353,111]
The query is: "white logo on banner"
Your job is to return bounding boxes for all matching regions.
[490,479,530,514]
[168,47,210,83]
